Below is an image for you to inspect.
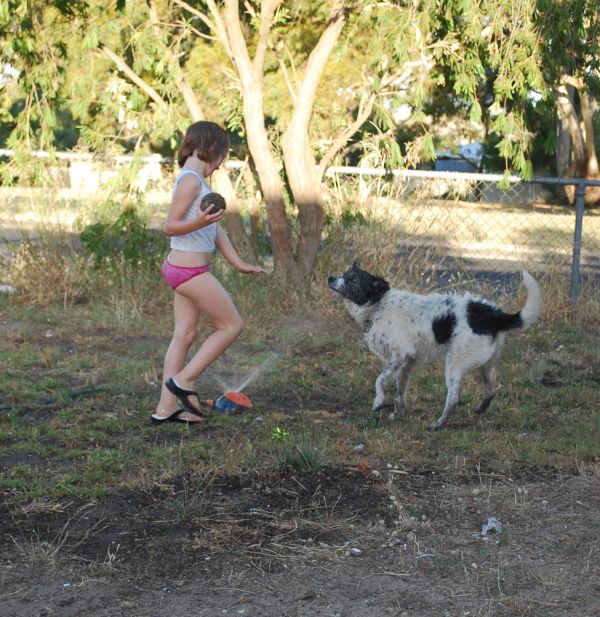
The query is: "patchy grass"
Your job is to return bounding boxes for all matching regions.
[1,191,599,616]
[0,291,598,507]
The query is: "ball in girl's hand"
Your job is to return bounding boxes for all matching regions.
[200,192,226,213]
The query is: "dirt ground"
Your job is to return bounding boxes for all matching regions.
[1,308,599,616]
[2,461,599,617]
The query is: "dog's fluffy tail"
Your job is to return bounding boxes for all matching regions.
[519,271,542,330]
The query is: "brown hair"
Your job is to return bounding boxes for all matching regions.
[177,121,229,167]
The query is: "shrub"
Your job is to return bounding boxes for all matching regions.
[80,207,167,269]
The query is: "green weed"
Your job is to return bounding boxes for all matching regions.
[270,425,327,471]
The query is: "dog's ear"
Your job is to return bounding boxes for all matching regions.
[373,278,390,297]
[351,260,360,271]
[364,276,389,304]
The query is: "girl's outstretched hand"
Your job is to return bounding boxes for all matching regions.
[238,262,267,275]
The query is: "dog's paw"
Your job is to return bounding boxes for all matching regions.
[474,396,494,415]
[372,397,385,411]
[429,418,446,430]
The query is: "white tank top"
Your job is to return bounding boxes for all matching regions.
[169,169,218,252]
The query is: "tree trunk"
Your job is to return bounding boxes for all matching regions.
[281,0,348,282]
[580,88,600,177]
[243,90,299,283]
[554,74,600,206]
[243,161,266,254]
[211,169,256,261]
[222,0,300,285]
[556,111,571,179]
[215,0,367,285]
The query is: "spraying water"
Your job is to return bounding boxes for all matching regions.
[215,351,280,393]
[213,325,312,398]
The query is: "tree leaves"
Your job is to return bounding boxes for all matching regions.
[2,0,598,182]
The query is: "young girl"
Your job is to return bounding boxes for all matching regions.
[152,121,265,425]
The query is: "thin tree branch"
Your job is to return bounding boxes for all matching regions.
[171,0,215,33]
[205,0,235,59]
[99,44,165,106]
[172,0,233,59]
[148,0,161,38]
[184,21,219,43]
[223,0,253,86]
[273,41,298,103]
[253,0,282,78]
[146,3,205,121]
[335,128,393,161]
[317,92,376,178]
[178,73,204,121]
[286,42,300,89]
[277,53,297,104]
[286,1,348,143]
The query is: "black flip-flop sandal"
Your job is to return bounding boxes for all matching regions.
[165,377,204,414]
[151,408,202,425]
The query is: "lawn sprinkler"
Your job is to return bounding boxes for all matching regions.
[206,391,253,415]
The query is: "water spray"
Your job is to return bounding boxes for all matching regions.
[208,352,280,414]
[209,334,308,415]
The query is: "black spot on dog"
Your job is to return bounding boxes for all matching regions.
[432,312,456,344]
[467,301,522,338]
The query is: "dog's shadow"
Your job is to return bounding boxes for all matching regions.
[369,404,494,432]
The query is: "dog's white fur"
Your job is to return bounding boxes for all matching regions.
[328,264,542,429]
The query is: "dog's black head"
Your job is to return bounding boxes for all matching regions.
[328,262,390,305]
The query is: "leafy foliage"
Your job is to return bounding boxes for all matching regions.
[1,1,598,189]
[79,206,167,269]
[0,4,532,163]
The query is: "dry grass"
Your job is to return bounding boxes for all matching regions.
[2,180,598,322]
[5,227,94,306]
[316,183,599,325]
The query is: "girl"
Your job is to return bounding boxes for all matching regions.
[152,121,265,425]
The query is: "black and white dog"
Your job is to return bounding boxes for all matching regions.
[328,264,542,429]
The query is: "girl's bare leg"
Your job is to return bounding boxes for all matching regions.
[172,272,243,392]
[155,291,201,421]
[156,273,243,418]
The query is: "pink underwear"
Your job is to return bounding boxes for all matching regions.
[162,260,209,290]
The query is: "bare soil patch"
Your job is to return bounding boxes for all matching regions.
[2,463,599,616]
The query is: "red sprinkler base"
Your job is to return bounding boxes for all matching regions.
[206,391,253,414]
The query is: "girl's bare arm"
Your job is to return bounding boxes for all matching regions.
[215,225,266,274]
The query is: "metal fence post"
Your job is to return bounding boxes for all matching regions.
[569,181,586,303]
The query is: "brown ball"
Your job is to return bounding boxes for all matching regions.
[200,192,226,213]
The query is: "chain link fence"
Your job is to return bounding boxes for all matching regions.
[1,150,599,308]
[326,167,600,307]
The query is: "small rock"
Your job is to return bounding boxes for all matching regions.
[481,517,502,536]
